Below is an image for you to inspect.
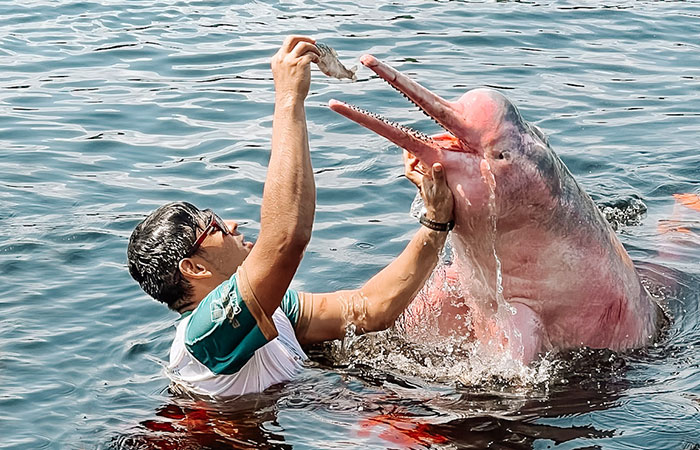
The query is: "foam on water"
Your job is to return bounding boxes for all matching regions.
[331,319,560,389]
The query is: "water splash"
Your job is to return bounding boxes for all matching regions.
[481,158,506,309]
[333,325,559,388]
[480,158,519,363]
[599,197,647,231]
[322,260,559,387]
[330,291,369,360]
[391,160,533,384]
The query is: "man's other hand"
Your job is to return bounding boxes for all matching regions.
[403,150,453,224]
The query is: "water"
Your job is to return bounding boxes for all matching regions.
[1,1,698,448]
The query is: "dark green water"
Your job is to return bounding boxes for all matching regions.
[1,1,698,449]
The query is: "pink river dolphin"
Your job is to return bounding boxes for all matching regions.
[329,55,664,364]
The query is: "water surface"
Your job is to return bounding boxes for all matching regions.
[1,1,699,449]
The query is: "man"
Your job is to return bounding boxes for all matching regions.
[127,36,454,397]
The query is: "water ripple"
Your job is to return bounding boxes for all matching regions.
[1,1,699,449]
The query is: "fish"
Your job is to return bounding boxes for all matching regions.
[329,55,664,364]
[315,42,357,81]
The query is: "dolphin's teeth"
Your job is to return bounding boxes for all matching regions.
[344,102,435,144]
[398,89,445,133]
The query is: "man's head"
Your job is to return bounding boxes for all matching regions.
[127,201,253,311]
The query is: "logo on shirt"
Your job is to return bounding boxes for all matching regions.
[210,300,225,323]
[211,287,242,328]
[225,293,242,328]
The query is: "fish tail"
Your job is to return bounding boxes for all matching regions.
[350,65,358,82]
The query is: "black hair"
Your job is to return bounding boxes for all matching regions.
[127,201,209,310]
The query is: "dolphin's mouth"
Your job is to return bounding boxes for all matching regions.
[329,54,480,163]
[328,99,452,156]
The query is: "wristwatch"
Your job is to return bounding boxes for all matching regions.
[419,209,454,232]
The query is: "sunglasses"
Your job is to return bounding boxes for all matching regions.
[186,210,230,257]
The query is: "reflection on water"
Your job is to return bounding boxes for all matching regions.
[109,348,638,449]
[1,0,699,449]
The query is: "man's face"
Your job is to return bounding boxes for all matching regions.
[194,218,254,280]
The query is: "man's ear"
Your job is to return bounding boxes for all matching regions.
[178,257,212,281]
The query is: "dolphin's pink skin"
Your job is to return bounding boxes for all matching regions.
[330,55,662,363]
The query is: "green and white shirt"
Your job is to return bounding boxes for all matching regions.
[166,272,307,397]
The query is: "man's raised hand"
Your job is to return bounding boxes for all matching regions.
[271,36,320,103]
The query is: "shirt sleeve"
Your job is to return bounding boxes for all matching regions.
[280,290,314,343]
[279,288,301,328]
[184,273,269,375]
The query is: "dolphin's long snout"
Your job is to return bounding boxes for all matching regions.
[328,98,440,164]
[329,55,479,163]
[358,55,474,144]
[359,55,389,78]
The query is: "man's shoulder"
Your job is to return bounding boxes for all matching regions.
[180,273,303,375]
[189,274,302,328]
[185,273,246,344]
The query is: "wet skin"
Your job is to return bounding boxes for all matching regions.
[329,56,661,363]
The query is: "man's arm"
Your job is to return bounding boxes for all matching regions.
[296,160,454,345]
[242,36,320,318]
